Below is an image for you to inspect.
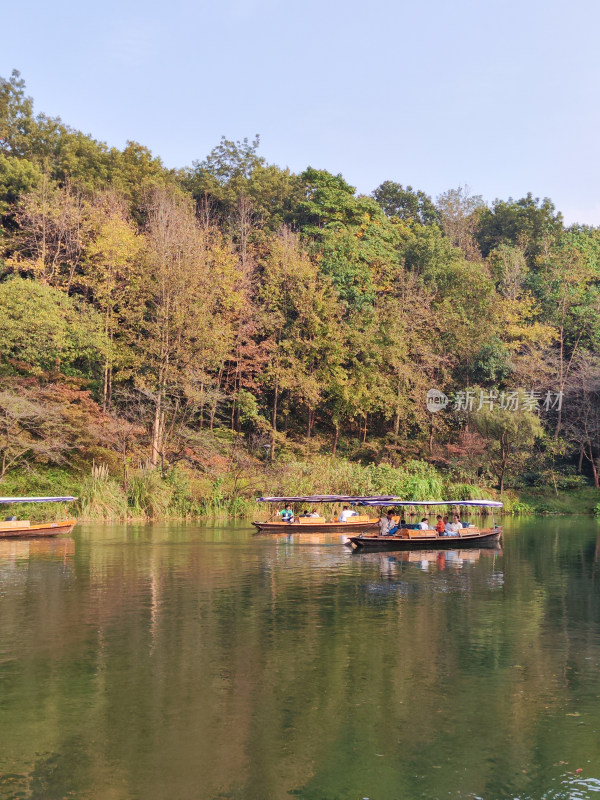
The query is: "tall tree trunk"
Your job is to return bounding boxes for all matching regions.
[102,312,111,412]
[272,377,279,434]
[556,322,565,436]
[332,424,340,456]
[151,394,164,468]
[307,408,314,438]
[590,447,600,489]
[270,376,279,461]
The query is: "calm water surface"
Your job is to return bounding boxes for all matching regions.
[0,518,599,799]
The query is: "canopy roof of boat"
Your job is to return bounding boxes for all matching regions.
[257,495,502,507]
[0,496,77,504]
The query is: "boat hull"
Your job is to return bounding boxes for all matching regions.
[0,519,77,539]
[348,527,502,550]
[253,520,379,534]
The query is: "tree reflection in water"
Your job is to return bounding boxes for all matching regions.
[0,520,599,800]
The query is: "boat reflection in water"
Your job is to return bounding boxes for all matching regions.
[396,547,502,571]
[361,547,504,597]
[255,531,352,547]
[0,537,75,563]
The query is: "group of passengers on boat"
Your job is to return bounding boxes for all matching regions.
[276,504,361,524]
[379,510,472,537]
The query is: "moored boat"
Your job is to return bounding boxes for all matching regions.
[0,496,77,539]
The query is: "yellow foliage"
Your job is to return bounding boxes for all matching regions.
[497,294,556,351]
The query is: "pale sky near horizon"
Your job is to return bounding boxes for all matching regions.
[3,0,600,225]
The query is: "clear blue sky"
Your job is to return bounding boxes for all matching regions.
[4,0,600,224]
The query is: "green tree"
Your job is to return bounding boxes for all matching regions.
[535,233,600,433]
[0,154,42,216]
[0,276,106,376]
[257,227,343,449]
[0,70,34,157]
[476,193,563,264]
[471,393,544,494]
[373,181,439,225]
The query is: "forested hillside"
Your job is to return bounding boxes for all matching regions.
[1,70,599,517]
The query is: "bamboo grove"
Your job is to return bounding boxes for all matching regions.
[1,70,600,513]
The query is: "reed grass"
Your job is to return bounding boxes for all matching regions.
[78,463,129,521]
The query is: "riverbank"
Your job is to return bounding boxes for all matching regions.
[1,457,598,522]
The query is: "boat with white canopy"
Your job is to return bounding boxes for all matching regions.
[0,497,77,538]
[253,495,388,533]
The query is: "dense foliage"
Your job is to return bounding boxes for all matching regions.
[1,70,599,513]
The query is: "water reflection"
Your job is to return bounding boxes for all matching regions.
[0,520,599,799]
[361,546,503,572]
[0,536,74,562]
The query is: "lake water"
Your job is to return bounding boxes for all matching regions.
[1,518,600,799]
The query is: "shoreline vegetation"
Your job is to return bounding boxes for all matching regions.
[4,455,600,523]
[1,71,600,521]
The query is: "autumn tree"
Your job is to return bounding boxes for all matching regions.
[437,186,484,261]
[138,188,240,466]
[83,191,142,409]
[6,177,91,288]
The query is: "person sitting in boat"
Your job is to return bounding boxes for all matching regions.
[435,515,445,534]
[400,518,420,530]
[309,509,320,518]
[339,506,357,522]
[443,514,460,536]
[379,510,398,536]
[418,517,429,530]
[278,506,294,523]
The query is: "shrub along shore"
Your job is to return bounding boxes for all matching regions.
[3,454,599,523]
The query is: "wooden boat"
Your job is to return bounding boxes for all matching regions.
[348,525,502,551]
[253,495,388,534]
[253,516,379,534]
[254,495,502,539]
[0,496,77,539]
